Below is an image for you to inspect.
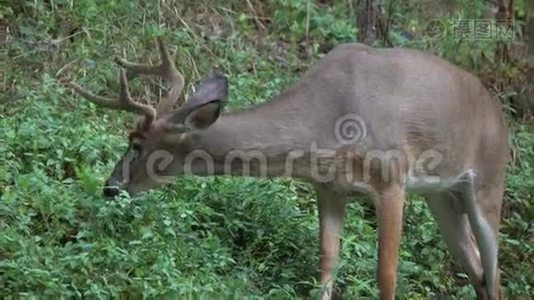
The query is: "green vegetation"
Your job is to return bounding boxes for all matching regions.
[1,0,533,298]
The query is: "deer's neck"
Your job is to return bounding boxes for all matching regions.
[189,100,314,178]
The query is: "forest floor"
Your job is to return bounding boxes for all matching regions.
[1,0,533,298]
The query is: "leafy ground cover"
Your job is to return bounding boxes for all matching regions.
[1,0,533,298]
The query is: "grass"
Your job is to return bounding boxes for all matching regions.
[1,0,533,298]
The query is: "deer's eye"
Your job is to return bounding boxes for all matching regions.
[131,143,142,159]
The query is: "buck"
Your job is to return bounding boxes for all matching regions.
[66,38,509,299]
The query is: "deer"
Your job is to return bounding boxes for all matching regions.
[65,38,509,299]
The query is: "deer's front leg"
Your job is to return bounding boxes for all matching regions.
[374,184,405,300]
[316,185,346,299]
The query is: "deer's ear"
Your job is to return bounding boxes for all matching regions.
[184,101,223,129]
[189,73,229,107]
[168,73,228,130]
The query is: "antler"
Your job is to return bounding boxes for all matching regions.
[66,38,185,127]
[115,38,185,112]
[68,70,157,124]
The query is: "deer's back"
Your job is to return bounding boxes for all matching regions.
[296,43,509,179]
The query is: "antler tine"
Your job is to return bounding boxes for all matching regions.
[115,37,185,114]
[67,69,156,125]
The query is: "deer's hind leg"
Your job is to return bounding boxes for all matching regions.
[426,192,485,293]
[374,183,406,300]
[426,170,503,300]
[467,171,504,299]
[463,171,503,300]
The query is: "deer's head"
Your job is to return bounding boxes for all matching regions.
[67,39,228,197]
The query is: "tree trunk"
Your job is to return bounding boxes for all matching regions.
[495,0,515,63]
[355,0,386,44]
[0,19,9,95]
[525,0,534,119]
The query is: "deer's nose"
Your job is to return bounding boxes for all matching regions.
[103,186,120,198]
